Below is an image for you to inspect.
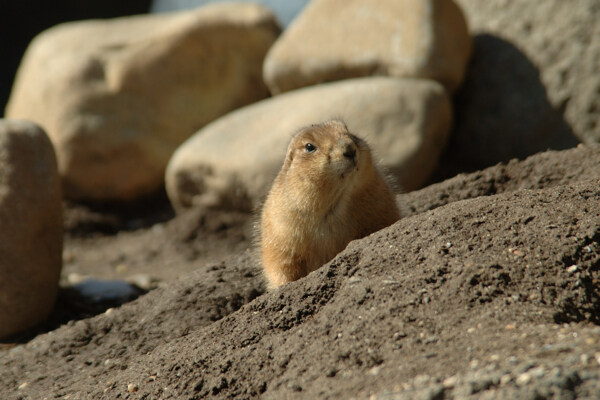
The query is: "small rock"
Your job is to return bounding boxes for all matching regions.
[512,249,524,257]
[413,374,431,386]
[348,276,363,284]
[567,265,579,274]
[516,372,532,386]
[127,383,138,393]
[67,273,88,285]
[443,375,458,388]
[127,274,156,290]
[500,374,512,385]
[529,366,546,379]
[580,354,591,364]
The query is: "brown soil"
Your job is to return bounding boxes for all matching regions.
[1,144,600,399]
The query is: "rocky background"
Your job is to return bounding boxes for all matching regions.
[0,0,152,115]
[1,0,599,399]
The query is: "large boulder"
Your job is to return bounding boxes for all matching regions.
[5,3,280,202]
[166,77,451,212]
[151,0,309,27]
[263,0,471,94]
[0,119,62,339]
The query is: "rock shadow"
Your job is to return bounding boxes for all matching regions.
[433,33,579,181]
[2,285,147,345]
[63,187,175,236]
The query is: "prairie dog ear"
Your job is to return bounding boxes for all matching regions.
[281,136,300,172]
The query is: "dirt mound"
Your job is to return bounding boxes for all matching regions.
[402,143,600,215]
[1,144,599,399]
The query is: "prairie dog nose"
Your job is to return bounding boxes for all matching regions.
[343,146,356,160]
[340,140,357,161]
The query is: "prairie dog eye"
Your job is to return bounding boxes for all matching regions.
[305,143,317,153]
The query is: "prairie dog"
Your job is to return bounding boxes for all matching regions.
[260,120,400,289]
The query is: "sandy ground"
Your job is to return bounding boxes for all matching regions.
[1,144,600,399]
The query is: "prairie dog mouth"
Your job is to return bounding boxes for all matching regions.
[335,157,358,179]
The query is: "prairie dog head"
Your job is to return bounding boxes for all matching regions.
[278,120,371,211]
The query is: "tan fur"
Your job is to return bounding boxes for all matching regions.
[260,120,401,289]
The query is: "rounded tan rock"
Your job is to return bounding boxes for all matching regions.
[0,119,62,339]
[6,3,280,202]
[166,77,452,213]
[263,0,472,94]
